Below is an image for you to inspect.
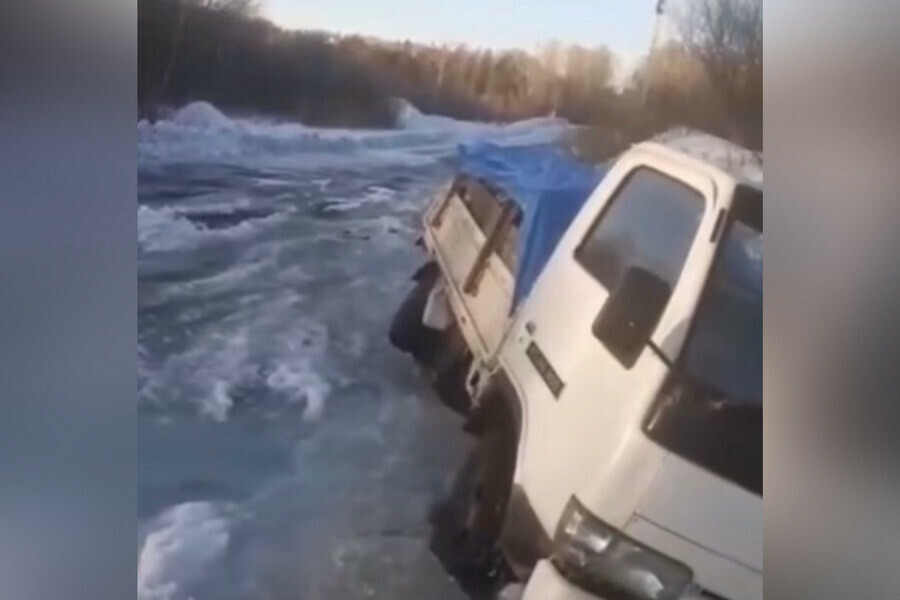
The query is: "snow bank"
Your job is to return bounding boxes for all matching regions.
[652,127,763,185]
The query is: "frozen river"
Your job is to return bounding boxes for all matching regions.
[137,101,570,600]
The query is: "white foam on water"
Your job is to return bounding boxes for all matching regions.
[170,101,235,130]
[160,260,272,303]
[322,199,365,214]
[196,327,252,422]
[393,98,485,132]
[138,206,203,253]
[138,501,233,600]
[265,360,331,422]
[140,288,335,422]
[138,100,573,166]
[170,195,256,215]
[138,204,288,253]
[363,185,396,203]
[203,380,235,422]
[323,185,397,213]
[139,319,250,420]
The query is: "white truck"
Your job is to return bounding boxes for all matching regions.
[390,133,762,600]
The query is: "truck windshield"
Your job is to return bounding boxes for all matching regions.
[645,189,762,496]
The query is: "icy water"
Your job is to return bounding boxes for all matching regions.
[137,102,570,600]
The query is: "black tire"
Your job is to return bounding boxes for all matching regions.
[432,353,473,416]
[389,276,440,359]
[428,426,516,590]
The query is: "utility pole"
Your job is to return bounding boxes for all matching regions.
[641,0,666,106]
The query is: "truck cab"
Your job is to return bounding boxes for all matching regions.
[391,133,762,600]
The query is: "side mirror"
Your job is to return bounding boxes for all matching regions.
[593,266,672,368]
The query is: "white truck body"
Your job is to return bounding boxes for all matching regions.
[423,178,517,361]
[417,136,762,600]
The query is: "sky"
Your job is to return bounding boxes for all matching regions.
[264,0,672,60]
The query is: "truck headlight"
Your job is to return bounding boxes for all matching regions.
[551,496,693,600]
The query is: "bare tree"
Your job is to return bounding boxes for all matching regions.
[677,0,762,143]
[682,1,760,81]
[679,0,761,70]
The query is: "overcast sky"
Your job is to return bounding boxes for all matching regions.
[264,0,676,60]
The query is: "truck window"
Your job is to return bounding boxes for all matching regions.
[575,168,704,293]
[644,197,763,496]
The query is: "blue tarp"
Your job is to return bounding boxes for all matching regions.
[456,141,608,306]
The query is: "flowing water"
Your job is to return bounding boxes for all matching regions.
[137,101,571,600]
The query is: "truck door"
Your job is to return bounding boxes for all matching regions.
[502,158,720,530]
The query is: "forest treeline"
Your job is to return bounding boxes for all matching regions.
[138,0,761,153]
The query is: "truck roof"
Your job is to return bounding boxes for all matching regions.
[643,128,763,188]
[452,133,761,306]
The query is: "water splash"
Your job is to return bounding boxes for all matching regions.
[138,100,573,166]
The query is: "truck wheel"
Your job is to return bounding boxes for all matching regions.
[432,353,473,416]
[428,426,516,588]
[389,276,440,360]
